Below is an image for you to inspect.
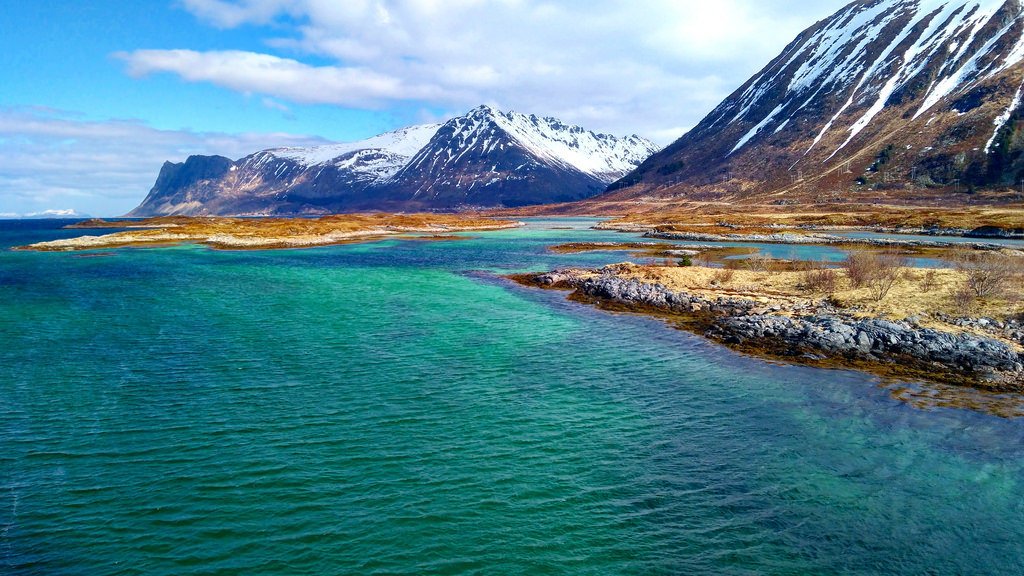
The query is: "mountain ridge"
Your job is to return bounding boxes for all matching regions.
[605,0,1024,206]
[128,106,657,216]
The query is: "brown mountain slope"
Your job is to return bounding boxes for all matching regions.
[604,0,1024,207]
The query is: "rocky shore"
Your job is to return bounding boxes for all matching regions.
[520,268,1024,392]
[641,230,1013,251]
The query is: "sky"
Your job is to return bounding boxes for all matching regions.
[0,0,849,217]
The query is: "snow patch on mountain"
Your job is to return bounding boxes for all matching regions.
[986,78,1024,153]
[477,106,657,181]
[720,0,1024,158]
[732,104,785,154]
[267,123,441,167]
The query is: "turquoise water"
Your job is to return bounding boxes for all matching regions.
[2,219,1024,575]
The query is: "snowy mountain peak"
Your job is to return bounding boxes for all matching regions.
[384,105,659,206]
[266,123,441,168]
[252,105,656,184]
[435,106,658,181]
[130,106,656,215]
[467,104,501,117]
[607,0,1024,204]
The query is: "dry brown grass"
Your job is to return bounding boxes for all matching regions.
[547,242,671,254]
[712,268,736,285]
[546,242,759,264]
[801,267,838,294]
[609,262,1024,326]
[952,250,1024,298]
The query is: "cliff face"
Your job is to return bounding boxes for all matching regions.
[606,0,1024,205]
[128,106,657,216]
[132,156,234,215]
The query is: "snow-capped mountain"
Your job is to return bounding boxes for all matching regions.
[266,123,441,183]
[607,0,1024,204]
[388,105,658,207]
[128,107,656,216]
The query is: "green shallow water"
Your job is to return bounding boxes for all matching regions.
[2,218,1024,575]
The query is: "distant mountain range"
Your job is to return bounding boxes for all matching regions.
[128,106,657,216]
[605,0,1024,205]
[0,209,92,219]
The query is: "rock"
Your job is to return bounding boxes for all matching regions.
[526,268,1024,390]
[534,270,582,288]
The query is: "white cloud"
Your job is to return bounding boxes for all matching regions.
[0,107,330,216]
[116,49,457,108]
[120,0,849,143]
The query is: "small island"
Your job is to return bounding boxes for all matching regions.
[14,214,522,251]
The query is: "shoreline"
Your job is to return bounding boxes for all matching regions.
[512,266,1024,397]
[638,230,1019,251]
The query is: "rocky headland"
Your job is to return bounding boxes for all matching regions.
[514,264,1024,394]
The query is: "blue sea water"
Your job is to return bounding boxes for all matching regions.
[1,218,1023,575]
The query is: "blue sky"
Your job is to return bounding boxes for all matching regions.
[0,0,848,216]
[2,1,421,141]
